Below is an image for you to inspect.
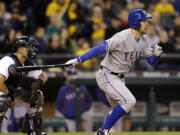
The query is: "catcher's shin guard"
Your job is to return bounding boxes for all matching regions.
[0,112,8,124]
[22,113,33,134]
[32,111,43,134]
[0,115,4,123]
[22,111,45,135]
[0,94,12,124]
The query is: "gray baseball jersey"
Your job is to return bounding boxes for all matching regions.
[101,28,152,75]
[96,28,152,112]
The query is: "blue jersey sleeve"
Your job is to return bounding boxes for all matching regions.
[146,55,159,65]
[77,42,107,62]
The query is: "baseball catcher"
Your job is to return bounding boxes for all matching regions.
[0,36,48,135]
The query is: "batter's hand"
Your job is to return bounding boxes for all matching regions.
[152,44,163,57]
[65,58,79,67]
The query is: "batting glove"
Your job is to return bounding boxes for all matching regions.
[65,58,79,67]
[152,44,163,57]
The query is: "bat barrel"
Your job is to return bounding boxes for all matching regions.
[16,64,73,72]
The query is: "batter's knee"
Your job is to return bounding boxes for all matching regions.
[122,96,136,113]
[131,97,136,107]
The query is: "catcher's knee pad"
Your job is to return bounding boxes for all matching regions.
[22,111,43,134]
[32,111,43,133]
[0,115,5,123]
[22,114,33,133]
[0,94,11,123]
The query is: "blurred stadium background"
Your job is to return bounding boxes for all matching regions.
[0,0,180,134]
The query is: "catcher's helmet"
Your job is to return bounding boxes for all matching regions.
[12,36,39,59]
[128,9,152,30]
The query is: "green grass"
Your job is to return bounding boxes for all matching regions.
[1,132,180,135]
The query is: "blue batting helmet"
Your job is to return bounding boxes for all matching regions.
[128,9,152,30]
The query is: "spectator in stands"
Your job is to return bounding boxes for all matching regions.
[46,0,70,17]
[168,27,177,46]
[64,1,85,38]
[155,0,175,15]
[82,4,107,46]
[80,0,93,9]
[8,7,33,35]
[0,28,16,53]
[56,68,93,132]
[159,30,175,53]
[151,12,162,33]
[154,0,175,28]
[103,0,119,25]
[138,0,155,9]
[175,36,180,53]
[0,19,8,43]
[173,0,180,15]
[157,30,179,70]
[126,0,145,11]
[80,0,93,15]
[32,0,50,27]
[93,0,104,7]
[46,13,67,38]
[46,34,66,54]
[0,2,11,26]
[105,15,125,39]
[76,38,98,71]
[174,15,180,38]
[59,28,78,54]
[119,9,129,29]
[34,26,47,54]
[173,16,180,52]
[9,0,21,12]
[9,8,23,31]
[112,0,127,11]
[147,24,159,45]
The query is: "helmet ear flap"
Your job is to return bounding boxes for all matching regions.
[132,21,141,30]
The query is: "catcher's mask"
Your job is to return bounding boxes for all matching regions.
[12,36,39,59]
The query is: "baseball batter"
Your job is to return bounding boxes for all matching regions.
[66,9,163,135]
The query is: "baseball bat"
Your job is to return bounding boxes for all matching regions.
[16,63,73,72]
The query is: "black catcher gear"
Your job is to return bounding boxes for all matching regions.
[22,112,46,135]
[11,36,39,59]
[0,94,12,123]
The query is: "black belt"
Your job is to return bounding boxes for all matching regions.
[100,66,125,79]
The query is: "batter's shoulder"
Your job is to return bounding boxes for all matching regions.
[112,29,130,41]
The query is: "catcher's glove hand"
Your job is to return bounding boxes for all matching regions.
[14,87,24,98]
[65,58,79,67]
[152,44,163,57]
